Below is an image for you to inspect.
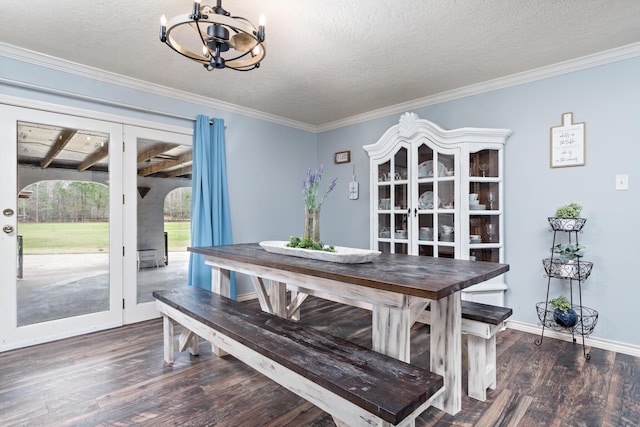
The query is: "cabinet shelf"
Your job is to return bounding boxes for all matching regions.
[469,177,501,182]
[469,210,499,214]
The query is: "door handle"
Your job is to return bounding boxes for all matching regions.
[3,225,14,234]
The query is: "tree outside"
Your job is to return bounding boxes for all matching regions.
[18,181,191,254]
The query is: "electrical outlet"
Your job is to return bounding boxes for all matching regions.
[615,174,629,190]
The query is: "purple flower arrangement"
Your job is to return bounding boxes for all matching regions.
[302,165,337,210]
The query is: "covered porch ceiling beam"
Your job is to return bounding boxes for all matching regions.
[158,165,192,178]
[78,144,109,172]
[137,143,176,163]
[138,152,192,177]
[40,129,77,169]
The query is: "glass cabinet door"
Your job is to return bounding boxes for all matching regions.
[375,147,409,254]
[416,143,434,256]
[469,149,501,262]
[416,142,458,258]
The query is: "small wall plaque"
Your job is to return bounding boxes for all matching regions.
[550,112,586,168]
[334,150,351,164]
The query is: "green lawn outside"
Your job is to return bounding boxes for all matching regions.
[18,222,190,255]
[164,221,191,252]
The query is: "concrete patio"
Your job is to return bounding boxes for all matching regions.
[16,252,189,326]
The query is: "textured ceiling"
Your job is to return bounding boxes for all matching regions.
[2,0,640,127]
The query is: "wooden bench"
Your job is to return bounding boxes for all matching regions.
[153,287,444,427]
[416,300,512,402]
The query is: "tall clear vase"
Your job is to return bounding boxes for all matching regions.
[304,208,321,242]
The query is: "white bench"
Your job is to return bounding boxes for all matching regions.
[416,300,512,401]
[154,287,444,427]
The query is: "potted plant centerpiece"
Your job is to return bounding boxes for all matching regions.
[550,202,585,231]
[549,295,579,328]
[287,165,337,252]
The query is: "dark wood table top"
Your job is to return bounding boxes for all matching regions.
[189,243,509,300]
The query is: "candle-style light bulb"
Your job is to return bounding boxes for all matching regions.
[192,0,201,17]
[159,14,167,42]
[257,14,266,42]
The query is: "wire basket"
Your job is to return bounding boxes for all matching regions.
[536,302,598,336]
[548,217,587,232]
[542,258,593,281]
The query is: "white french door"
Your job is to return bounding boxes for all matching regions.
[122,125,192,323]
[0,105,124,351]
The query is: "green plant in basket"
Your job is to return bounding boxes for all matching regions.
[549,295,578,328]
[554,203,582,219]
[549,295,571,312]
[551,243,585,263]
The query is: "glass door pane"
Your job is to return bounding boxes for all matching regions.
[0,106,123,351]
[17,161,111,325]
[136,140,192,304]
[17,122,115,325]
[123,126,192,323]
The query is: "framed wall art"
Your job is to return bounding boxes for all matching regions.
[550,112,586,168]
[334,150,351,164]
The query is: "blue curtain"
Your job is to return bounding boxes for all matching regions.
[188,115,235,298]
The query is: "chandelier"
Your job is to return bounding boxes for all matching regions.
[160,0,266,71]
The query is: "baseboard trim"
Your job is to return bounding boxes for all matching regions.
[506,320,640,358]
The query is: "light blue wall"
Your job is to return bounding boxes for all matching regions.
[1,55,317,295]
[319,56,640,346]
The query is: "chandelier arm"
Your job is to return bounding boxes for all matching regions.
[228,66,258,72]
[224,49,253,62]
[188,21,209,41]
[194,18,212,57]
[163,41,208,65]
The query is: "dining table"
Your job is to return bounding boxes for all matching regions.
[189,243,509,416]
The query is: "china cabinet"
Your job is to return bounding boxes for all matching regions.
[363,112,511,305]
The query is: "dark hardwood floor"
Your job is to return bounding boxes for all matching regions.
[1,297,638,426]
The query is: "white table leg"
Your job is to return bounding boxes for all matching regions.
[372,305,411,363]
[210,266,231,356]
[211,266,231,297]
[269,280,287,318]
[430,292,462,415]
[162,315,174,364]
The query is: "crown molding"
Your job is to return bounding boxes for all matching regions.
[0,42,318,133]
[3,41,640,134]
[317,42,640,132]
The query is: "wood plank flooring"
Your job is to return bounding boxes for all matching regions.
[1,297,638,426]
